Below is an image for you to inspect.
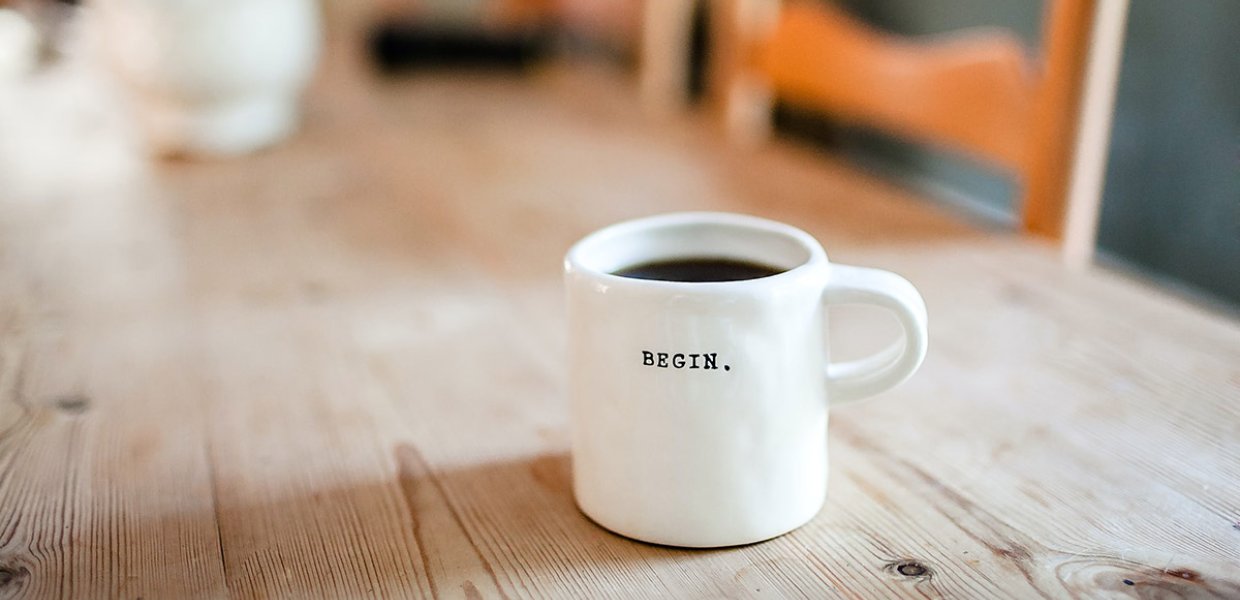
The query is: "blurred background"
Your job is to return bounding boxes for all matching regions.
[1,0,1236,312]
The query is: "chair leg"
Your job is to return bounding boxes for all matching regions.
[1062,0,1130,269]
[639,0,697,115]
[710,0,780,144]
[1022,0,1096,239]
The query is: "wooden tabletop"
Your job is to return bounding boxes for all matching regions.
[2,13,1239,599]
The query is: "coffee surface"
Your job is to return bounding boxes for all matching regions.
[613,257,784,282]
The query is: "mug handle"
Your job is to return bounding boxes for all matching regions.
[822,264,929,405]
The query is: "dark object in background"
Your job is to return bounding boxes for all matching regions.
[686,1,710,101]
[368,20,552,73]
[1095,0,1240,310]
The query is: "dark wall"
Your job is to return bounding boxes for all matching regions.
[1095,0,1240,307]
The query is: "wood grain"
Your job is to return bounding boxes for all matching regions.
[1,4,1238,598]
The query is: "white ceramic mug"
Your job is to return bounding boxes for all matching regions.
[92,0,321,156]
[564,212,928,547]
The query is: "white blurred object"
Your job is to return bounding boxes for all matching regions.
[91,0,321,157]
[0,8,40,78]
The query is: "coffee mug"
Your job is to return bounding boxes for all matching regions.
[564,212,928,547]
[92,0,321,156]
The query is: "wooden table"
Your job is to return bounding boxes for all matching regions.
[2,13,1239,599]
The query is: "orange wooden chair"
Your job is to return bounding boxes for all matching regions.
[708,0,1108,241]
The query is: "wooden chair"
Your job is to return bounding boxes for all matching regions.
[681,0,1127,252]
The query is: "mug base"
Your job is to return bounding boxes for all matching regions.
[140,93,300,157]
[575,499,821,549]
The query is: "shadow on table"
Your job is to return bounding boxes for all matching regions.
[385,447,752,595]
[27,445,1240,598]
[212,449,1240,598]
[55,450,754,598]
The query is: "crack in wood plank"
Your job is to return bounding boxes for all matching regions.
[203,437,233,597]
[394,442,511,600]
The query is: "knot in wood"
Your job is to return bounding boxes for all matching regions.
[0,565,30,589]
[887,559,931,579]
[897,562,927,577]
[53,394,90,414]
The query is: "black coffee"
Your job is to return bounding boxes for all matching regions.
[613,257,784,282]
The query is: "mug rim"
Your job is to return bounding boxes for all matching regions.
[564,212,828,289]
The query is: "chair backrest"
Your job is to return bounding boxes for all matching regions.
[713,0,1097,238]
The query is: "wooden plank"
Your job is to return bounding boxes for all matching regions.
[0,42,234,596]
[0,116,229,598]
[159,114,439,598]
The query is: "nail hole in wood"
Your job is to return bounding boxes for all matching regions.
[54,394,90,414]
[301,280,328,302]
